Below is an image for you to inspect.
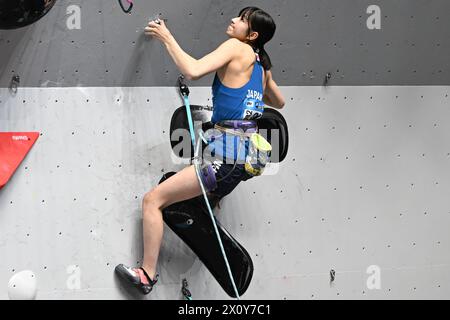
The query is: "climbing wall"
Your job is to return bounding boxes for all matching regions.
[1,0,450,300]
[1,86,450,299]
[1,0,449,88]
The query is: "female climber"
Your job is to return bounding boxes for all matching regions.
[115,6,285,294]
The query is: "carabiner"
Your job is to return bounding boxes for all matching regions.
[9,75,20,94]
[178,74,190,97]
[182,279,192,300]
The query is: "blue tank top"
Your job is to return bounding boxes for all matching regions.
[206,53,265,162]
[211,53,265,124]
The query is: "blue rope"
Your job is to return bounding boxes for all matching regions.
[182,94,241,300]
[183,96,196,148]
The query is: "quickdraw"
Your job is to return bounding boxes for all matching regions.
[181,279,192,300]
[118,0,133,13]
[9,75,20,94]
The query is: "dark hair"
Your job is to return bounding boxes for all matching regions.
[238,7,276,70]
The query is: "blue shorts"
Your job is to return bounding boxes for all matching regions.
[198,119,258,201]
[199,160,254,200]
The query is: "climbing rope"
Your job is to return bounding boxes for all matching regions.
[178,75,241,300]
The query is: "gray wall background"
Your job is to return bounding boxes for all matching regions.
[1,0,450,300]
[0,0,449,88]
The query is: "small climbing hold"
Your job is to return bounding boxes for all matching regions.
[8,270,37,300]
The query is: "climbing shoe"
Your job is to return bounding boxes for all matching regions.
[115,264,158,295]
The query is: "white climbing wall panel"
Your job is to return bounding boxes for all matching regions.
[1,85,449,299]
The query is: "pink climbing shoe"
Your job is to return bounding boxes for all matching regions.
[115,264,158,295]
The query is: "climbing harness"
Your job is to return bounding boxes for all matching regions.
[118,0,133,13]
[211,121,272,177]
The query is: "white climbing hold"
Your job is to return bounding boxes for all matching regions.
[8,270,37,300]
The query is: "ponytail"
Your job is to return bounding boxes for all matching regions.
[254,45,272,71]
